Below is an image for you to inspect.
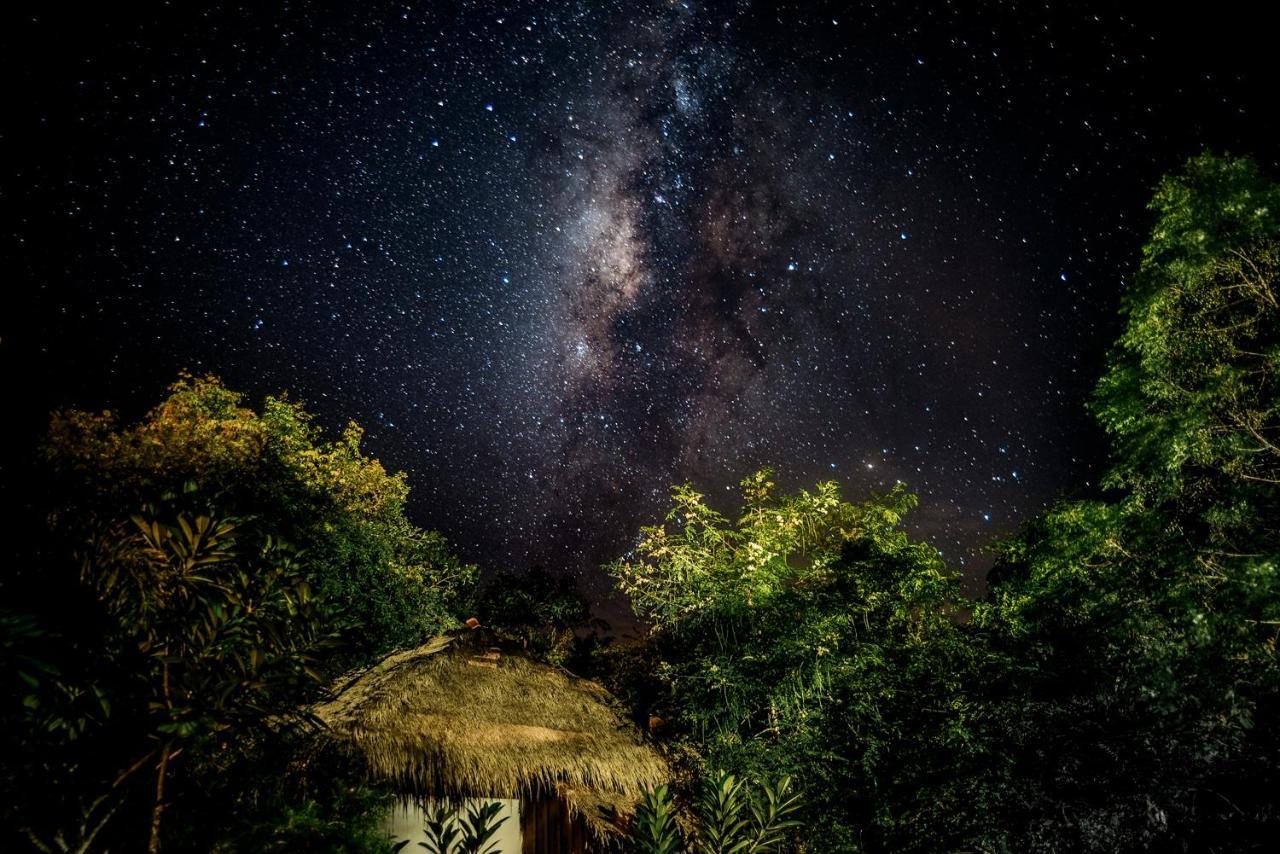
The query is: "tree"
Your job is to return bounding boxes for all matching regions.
[4,375,477,850]
[1095,153,1280,510]
[609,470,986,852]
[980,153,1280,850]
[79,493,327,852]
[474,566,592,666]
[43,374,476,660]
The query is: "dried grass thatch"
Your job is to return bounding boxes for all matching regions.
[314,631,666,836]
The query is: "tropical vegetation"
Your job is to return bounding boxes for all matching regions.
[2,153,1278,851]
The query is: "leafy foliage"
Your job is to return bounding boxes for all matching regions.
[32,491,331,851]
[632,785,682,854]
[165,741,395,852]
[978,153,1280,851]
[632,775,800,854]
[457,801,508,854]
[473,566,593,666]
[83,500,327,747]
[741,776,802,854]
[44,374,476,658]
[1096,154,1280,508]
[393,800,508,854]
[2,376,478,851]
[695,773,801,854]
[609,471,983,851]
[414,801,462,854]
[695,772,751,854]
[610,153,1280,853]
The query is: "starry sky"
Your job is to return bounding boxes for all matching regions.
[4,1,1276,608]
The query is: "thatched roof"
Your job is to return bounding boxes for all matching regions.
[314,631,667,837]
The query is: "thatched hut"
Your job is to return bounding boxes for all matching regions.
[314,630,667,852]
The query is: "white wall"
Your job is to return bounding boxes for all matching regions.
[385,797,523,854]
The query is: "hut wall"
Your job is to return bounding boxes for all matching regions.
[520,795,590,854]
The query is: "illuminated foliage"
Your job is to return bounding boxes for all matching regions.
[45,374,476,657]
[609,471,982,851]
[5,376,477,850]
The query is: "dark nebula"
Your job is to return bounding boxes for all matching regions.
[4,1,1276,609]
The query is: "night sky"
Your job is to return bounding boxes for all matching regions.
[4,1,1276,608]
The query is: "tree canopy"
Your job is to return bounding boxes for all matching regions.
[608,471,984,851]
[979,153,1280,850]
[44,373,476,657]
[2,375,478,851]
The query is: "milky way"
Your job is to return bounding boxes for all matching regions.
[6,1,1275,608]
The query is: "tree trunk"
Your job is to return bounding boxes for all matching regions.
[147,744,172,854]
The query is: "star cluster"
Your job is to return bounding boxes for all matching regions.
[5,1,1275,606]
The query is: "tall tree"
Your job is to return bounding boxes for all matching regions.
[982,154,1280,851]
